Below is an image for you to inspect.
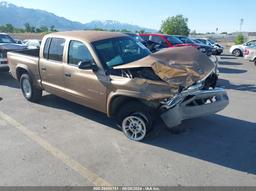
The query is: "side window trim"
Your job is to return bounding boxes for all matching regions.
[43,38,52,59]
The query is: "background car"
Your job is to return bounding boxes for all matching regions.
[15,39,24,45]
[174,35,213,56]
[23,39,41,49]
[124,33,161,53]
[244,45,256,65]
[0,33,27,70]
[139,33,192,49]
[229,40,256,57]
[196,38,224,55]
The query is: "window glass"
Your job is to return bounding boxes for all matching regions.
[150,36,166,45]
[48,38,65,62]
[43,38,51,59]
[0,34,16,43]
[140,35,149,41]
[179,37,193,44]
[197,39,206,44]
[165,36,183,45]
[93,37,150,69]
[68,41,93,65]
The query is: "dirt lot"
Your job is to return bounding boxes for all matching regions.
[0,52,256,186]
[10,33,44,40]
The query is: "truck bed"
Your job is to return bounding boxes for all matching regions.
[7,49,41,87]
[11,48,40,57]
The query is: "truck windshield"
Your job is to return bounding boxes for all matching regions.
[92,37,150,69]
[0,34,16,43]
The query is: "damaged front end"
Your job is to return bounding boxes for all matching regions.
[159,73,229,128]
[110,47,229,128]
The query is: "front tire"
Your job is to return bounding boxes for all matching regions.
[232,49,242,57]
[20,73,42,102]
[117,101,154,141]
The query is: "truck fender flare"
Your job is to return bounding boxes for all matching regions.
[15,64,39,88]
[106,91,150,117]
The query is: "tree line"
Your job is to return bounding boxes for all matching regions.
[0,23,58,33]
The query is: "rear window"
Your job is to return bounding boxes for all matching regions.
[165,36,183,45]
[48,38,65,62]
[178,36,194,44]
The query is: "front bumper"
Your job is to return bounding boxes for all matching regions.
[161,88,229,128]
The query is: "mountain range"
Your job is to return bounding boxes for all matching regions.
[0,1,156,32]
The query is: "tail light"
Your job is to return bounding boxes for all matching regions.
[244,48,249,55]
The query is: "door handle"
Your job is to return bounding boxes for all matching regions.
[65,73,72,77]
[41,67,46,71]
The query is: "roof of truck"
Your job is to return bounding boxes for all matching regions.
[46,30,127,43]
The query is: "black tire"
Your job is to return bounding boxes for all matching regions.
[117,101,154,141]
[254,59,256,66]
[232,49,242,57]
[216,51,222,55]
[20,73,42,102]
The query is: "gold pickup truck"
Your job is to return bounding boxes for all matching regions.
[8,31,229,141]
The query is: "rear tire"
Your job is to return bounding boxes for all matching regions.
[20,73,42,102]
[232,49,242,57]
[254,59,256,66]
[117,101,154,141]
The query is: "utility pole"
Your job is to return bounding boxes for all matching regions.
[240,18,244,32]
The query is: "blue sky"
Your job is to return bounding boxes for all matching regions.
[5,0,256,32]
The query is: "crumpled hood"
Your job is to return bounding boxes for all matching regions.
[114,46,215,90]
[0,43,27,51]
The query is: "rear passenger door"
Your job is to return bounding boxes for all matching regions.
[40,38,66,95]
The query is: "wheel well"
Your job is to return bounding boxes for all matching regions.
[16,68,28,81]
[233,49,242,53]
[109,96,159,117]
[109,96,142,117]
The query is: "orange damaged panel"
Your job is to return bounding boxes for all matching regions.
[114,46,215,90]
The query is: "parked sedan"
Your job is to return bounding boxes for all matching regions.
[124,33,161,53]
[230,40,256,57]
[0,33,27,71]
[174,35,213,56]
[196,38,224,55]
[139,33,192,49]
[244,45,256,65]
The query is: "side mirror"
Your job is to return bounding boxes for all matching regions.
[78,60,98,71]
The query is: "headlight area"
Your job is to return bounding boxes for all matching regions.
[0,50,8,65]
[199,47,206,53]
[159,72,219,111]
[159,72,228,129]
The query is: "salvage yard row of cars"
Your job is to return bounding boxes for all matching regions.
[1,30,230,141]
